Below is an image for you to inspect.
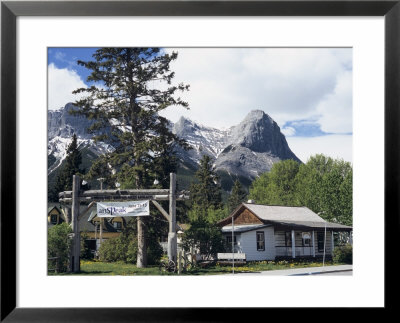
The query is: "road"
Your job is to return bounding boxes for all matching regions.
[311,270,352,276]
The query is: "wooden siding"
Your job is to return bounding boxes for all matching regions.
[275,230,333,257]
[239,226,275,261]
[234,209,263,225]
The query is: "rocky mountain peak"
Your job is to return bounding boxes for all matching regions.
[48,104,300,186]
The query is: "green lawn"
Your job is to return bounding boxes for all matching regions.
[54,259,341,276]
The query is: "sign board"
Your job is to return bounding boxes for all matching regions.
[97,201,150,217]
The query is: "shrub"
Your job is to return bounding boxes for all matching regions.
[48,223,72,272]
[333,244,352,264]
[98,234,162,265]
[98,236,129,262]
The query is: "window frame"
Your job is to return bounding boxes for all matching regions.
[302,232,311,247]
[256,231,265,251]
[50,214,58,225]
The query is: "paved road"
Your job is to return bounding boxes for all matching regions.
[311,270,352,276]
[230,265,353,276]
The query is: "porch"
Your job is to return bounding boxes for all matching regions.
[274,229,352,259]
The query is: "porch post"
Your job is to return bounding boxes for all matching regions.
[291,230,295,259]
[331,231,335,256]
[349,231,353,245]
[312,231,316,257]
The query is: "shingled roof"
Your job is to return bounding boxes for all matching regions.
[244,204,325,223]
[218,203,352,231]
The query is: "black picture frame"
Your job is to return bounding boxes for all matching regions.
[1,0,398,321]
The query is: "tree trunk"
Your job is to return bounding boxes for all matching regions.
[137,216,147,268]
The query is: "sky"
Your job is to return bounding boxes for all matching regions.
[48,47,352,163]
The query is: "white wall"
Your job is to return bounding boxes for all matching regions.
[240,227,275,261]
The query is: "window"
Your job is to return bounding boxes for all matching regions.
[113,222,122,230]
[302,232,311,246]
[256,231,265,251]
[50,214,58,224]
[317,232,325,252]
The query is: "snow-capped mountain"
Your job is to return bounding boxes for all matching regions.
[48,103,114,175]
[173,110,301,179]
[48,103,300,189]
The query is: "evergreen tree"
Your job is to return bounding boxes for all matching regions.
[72,48,189,267]
[49,134,82,202]
[183,155,225,258]
[189,154,223,215]
[227,180,247,213]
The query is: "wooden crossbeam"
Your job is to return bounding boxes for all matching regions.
[59,189,171,198]
[151,200,170,221]
[59,192,189,204]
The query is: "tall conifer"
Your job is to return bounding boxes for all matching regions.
[72,48,189,267]
[50,134,82,201]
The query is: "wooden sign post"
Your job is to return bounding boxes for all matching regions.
[71,175,80,273]
[62,172,188,273]
[168,172,177,264]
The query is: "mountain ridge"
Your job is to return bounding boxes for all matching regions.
[48,104,301,192]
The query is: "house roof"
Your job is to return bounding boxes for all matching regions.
[244,204,326,223]
[218,203,352,231]
[47,203,62,214]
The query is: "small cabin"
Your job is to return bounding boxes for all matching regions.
[79,207,128,255]
[217,203,352,261]
[47,205,66,227]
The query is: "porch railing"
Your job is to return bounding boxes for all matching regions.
[275,246,314,257]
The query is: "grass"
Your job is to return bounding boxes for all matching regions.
[54,258,342,276]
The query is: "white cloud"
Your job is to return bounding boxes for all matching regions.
[286,135,353,163]
[48,63,87,110]
[161,48,352,131]
[316,69,352,133]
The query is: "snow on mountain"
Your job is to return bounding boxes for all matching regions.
[173,110,301,179]
[48,104,300,183]
[47,103,114,175]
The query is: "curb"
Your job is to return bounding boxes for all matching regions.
[290,269,353,276]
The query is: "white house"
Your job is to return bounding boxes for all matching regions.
[217,203,352,261]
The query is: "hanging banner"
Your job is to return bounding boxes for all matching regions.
[97,201,150,217]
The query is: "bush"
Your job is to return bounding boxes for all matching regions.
[98,234,162,265]
[48,223,72,272]
[333,244,352,264]
[98,236,129,262]
[181,218,225,259]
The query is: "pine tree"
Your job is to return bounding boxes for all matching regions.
[50,134,82,201]
[72,48,189,267]
[189,154,223,215]
[227,180,247,213]
[183,155,225,257]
